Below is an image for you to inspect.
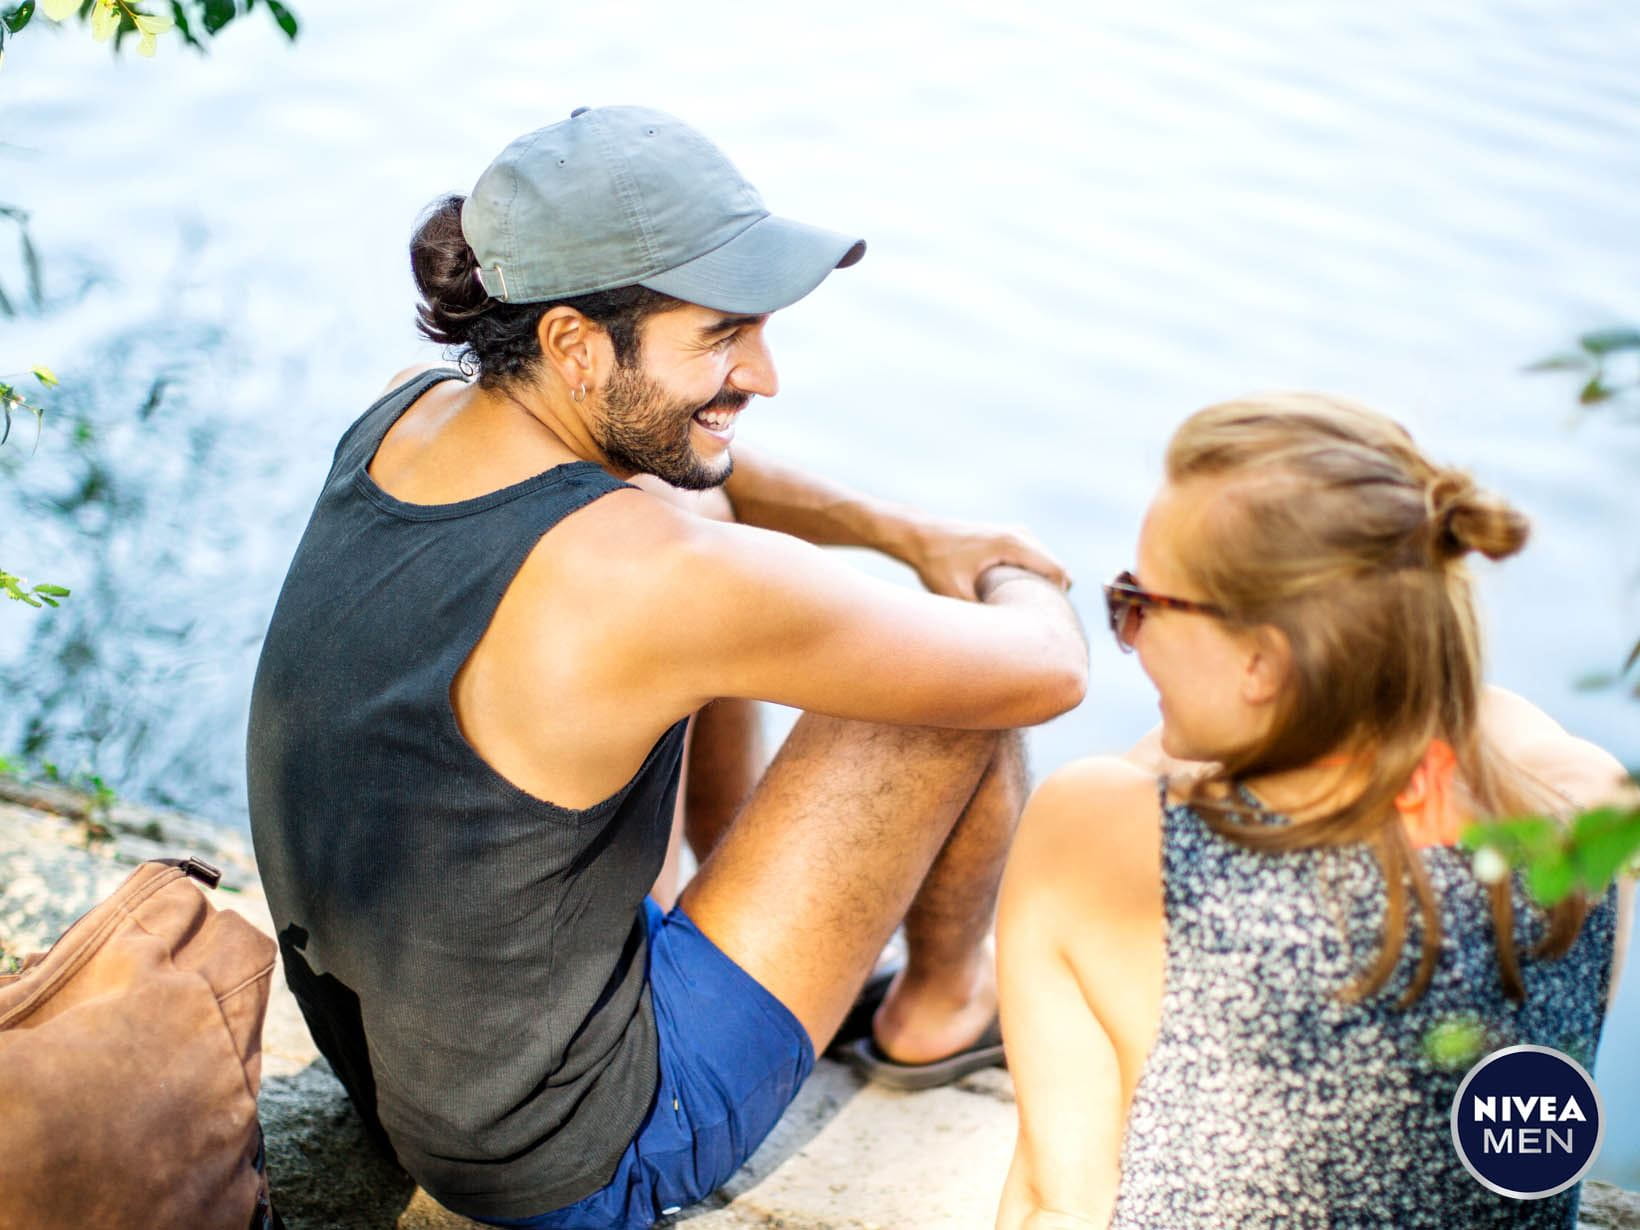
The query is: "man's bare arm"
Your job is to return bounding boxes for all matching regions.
[625,513,1087,731]
[722,446,1070,599]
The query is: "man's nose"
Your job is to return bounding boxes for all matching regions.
[729,333,779,398]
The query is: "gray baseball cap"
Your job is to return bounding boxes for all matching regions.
[462,106,866,315]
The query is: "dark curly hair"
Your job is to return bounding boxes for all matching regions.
[409,193,679,388]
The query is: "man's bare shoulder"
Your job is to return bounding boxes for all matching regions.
[376,362,458,397]
[513,484,783,632]
[521,483,702,591]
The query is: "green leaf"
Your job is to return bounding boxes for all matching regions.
[18,227,39,313]
[1579,327,1640,356]
[1523,352,1589,373]
[1573,670,1617,691]
[138,375,169,419]
[90,0,120,42]
[2,2,36,34]
[167,0,200,47]
[199,0,233,34]
[264,0,295,38]
[1525,851,1576,907]
[1423,1016,1488,1070]
[32,583,69,596]
[131,8,171,35]
[31,365,56,387]
[1567,806,1640,891]
[1579,375,1612,406]
[1460,815,1559,858]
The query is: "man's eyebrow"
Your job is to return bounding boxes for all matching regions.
[699,314,767,337]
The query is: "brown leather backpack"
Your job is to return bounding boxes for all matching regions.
[0,857,279,1229]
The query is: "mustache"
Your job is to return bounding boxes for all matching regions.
[698,388,751,415]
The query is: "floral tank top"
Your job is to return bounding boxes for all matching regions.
[1109,783,1618,1229]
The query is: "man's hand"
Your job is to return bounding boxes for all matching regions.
[905,518,1071,601]
[721,449,1070,600]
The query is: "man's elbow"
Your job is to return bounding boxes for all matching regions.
[1018,655,1088,727]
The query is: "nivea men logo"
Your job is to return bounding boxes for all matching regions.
[1451,1046,1605,1199]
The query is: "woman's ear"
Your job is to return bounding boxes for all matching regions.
[1241,624,1292,708]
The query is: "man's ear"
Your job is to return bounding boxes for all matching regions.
[536,307,601,394]
[1241,624,1291,708]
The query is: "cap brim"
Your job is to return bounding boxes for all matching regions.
[638,214,865,315]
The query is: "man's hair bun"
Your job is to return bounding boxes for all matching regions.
[409,193,489,348]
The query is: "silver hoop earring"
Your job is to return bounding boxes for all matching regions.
[572,383,587,404]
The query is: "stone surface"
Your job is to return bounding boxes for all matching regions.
[1582,1182,1640,1230]
[3,783,1636,1229]
[715,1082,1014,1230]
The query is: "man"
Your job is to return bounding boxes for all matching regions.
[248,105,1086,1229]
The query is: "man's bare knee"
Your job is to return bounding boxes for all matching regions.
[784,712,998,777]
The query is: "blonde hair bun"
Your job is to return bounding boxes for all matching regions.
[1427,469,1530,562]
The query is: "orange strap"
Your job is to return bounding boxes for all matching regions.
[1312,738,1463,848]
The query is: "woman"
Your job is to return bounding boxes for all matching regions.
[996,392,1633,1229]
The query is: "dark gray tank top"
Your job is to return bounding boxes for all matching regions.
[247,369,686,1219]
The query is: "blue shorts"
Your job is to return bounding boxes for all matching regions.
[477,898,815,1230]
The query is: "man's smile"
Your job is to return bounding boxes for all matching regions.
[691,405,741,441]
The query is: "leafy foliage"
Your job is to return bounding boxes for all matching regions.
[1526,326,1640,414]
[1461,807,1640,908]
[1,0,301,606]
[0,0,298,64]
[1462,327,1640,907]
[0,572,69,607]
[3,366,67,603]
[0,206,44,321]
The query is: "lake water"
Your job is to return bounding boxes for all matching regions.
[2,0,1637,1187]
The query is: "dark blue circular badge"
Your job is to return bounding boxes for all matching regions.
[1451,1045,1604,1199]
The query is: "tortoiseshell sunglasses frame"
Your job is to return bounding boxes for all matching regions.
[1102,570,1228,653]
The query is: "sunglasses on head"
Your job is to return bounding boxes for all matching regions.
[1102,570,1228,653]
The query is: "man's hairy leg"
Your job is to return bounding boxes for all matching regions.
[685,697,767,862]
[652,697,765,908]
[873,730,1025,1062]
[648,718,694,910]
[677,713,1010,1052]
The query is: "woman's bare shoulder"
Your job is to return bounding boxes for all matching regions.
[1009,755,1164,914]
[1481,685,1631,809]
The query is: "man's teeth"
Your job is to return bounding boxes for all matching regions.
[695,409,735,430]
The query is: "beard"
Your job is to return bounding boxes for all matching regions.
[593,361,749,491]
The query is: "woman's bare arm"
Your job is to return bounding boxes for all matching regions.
[996,757,1163,1229]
